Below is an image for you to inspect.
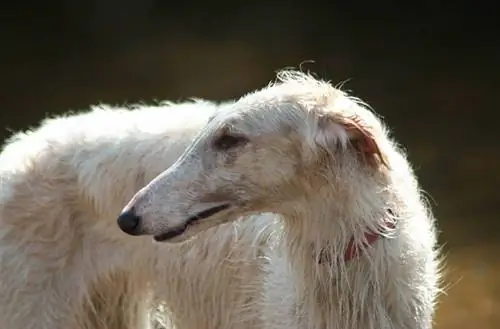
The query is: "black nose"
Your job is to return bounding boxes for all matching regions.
[117,208,141,235]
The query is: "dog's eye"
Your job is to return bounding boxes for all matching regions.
[213,133,249,150]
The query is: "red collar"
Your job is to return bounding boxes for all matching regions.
[319,210,396,264]
[343,220,396,261]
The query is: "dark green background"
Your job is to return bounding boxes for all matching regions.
[1,2,498,327]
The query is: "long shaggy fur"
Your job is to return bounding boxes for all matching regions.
[123,70,443,329]
[0,100,272,329]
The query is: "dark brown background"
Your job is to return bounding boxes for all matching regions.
[1,2,499,327]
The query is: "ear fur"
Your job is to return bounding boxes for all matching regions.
[315,114,388,168]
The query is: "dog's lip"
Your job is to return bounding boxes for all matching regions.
[153,224,189,242]
[153,203,231,242]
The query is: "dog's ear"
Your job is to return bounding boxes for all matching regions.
[315,114,388,168]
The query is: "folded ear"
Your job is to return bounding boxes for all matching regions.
[315,114,388,168]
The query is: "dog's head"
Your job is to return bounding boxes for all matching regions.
[117,71,388,243]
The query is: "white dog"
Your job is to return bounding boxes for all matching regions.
[120,70,443,329]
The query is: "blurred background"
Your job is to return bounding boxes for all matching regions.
[1,1,498,327]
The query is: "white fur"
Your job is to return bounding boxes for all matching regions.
[124,71,443,329]
[0,100,272,329]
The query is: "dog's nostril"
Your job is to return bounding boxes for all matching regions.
[117,209,141,236]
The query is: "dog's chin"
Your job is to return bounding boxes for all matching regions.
[153,204,237,244]
[153,216,234,244]
[154,229,195,244]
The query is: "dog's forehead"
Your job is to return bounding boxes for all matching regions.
[211,97,306,137]
[206,106,242,131]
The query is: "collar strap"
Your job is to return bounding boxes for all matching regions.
[318,209,396,264]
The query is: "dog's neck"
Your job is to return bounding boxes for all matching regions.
[279,185,396,269]
[278,191,397,328]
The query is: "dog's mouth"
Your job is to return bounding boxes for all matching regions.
[153,203,231,242]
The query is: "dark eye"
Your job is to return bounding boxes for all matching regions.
[213,133,249,150]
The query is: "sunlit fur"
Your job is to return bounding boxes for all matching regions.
[126,70,443,329]
[0,100,273,329]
